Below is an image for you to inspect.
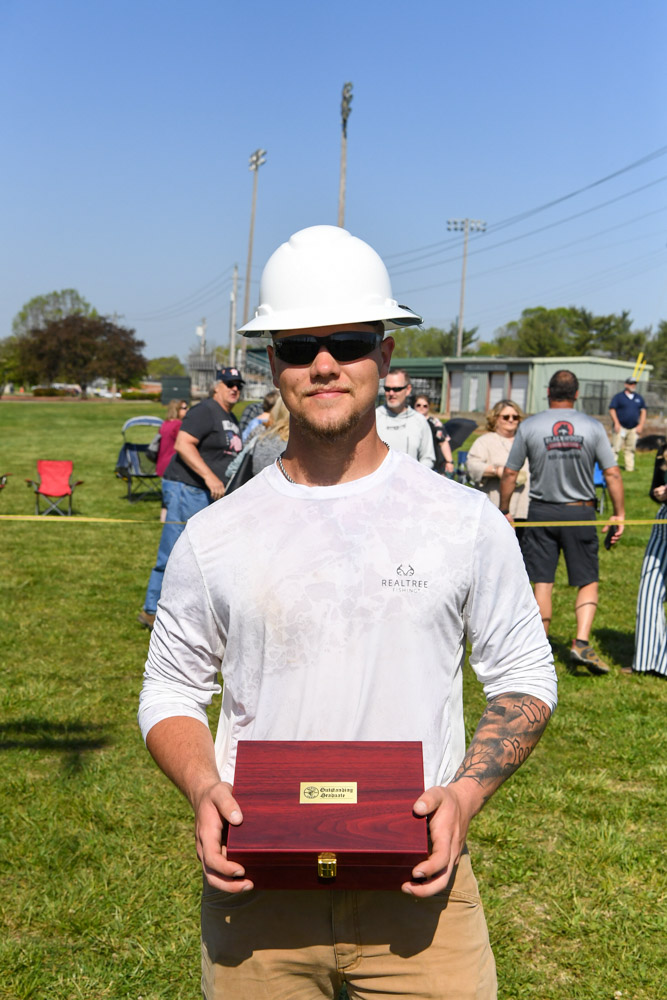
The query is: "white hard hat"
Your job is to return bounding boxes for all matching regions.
[240,225,422,336]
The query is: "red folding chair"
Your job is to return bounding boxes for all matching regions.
[0,473,9,492]
[26,461,84,515]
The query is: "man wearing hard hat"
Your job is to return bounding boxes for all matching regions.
[139,225,557,999]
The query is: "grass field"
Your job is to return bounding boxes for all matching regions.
[1,400,665,1000]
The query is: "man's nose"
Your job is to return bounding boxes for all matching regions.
[310,344,340,375]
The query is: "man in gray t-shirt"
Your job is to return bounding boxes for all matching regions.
[499,370,625,676]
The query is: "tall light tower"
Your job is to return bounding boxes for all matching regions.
[338,82,353,227]
[447,218,486,356]
[242,148,267,334]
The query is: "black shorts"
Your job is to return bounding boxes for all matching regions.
[521,501,599,587]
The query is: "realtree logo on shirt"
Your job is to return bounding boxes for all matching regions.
[382,563,429,592]
[544,420,584,455]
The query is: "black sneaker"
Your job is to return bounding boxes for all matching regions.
[570,643,609,675]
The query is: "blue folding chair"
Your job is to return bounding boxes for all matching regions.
[115,415,163,503]
[454,450,472,485]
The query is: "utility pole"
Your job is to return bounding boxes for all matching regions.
[229,264,238,367]
[196,317,207,356]
[447,218,486,356]
[110,311,121,399]
[242,148,267,333]
[338,82,353,227]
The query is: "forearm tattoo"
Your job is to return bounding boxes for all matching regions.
[453,692,551,799]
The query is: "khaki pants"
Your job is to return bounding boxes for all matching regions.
[201,852,497,1000]
[611,426,638,471]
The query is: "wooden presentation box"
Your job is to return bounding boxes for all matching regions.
[226,740,427,890]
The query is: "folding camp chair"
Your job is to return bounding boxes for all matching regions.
[594,462,607,517]
[443,418,478,453]
[26,461,83,515]
[454,450,473,485]
[115,415,163,503]
[445,420,478,485]
[0,473,9,492]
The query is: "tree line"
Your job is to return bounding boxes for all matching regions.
[3,292,666,391]
[393,307,667,379]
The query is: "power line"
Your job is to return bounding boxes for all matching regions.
[389,173,667,279]
[382,143,667,264]
[464,250,666,330]
[395,206,667,296]
[135,282,236,323]
[130,264,236,321]
[489,145,667,233]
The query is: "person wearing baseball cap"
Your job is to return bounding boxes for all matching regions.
[137,367,244,629]
[609,376,647,471]
[139,225,557,998]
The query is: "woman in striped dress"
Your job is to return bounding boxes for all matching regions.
[633,444,667,676]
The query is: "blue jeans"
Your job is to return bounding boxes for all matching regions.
[144,479,210,613]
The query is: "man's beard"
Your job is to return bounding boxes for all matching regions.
[291,406,361,443]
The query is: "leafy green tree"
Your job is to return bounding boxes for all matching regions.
[489,306,649,359]
[146,355,186,378]
[17,315,146,394]
[391,323,478,357]
[501,307,574,356]
[593,311,650,361]
[644,319,667,380]
[12,289,95,339]
[474,338,515,356]
[0,336,22,387]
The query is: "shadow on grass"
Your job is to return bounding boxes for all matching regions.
[0,717,113,772]
[547,634,594,676]
[594,627,634,669]
[551,629,635,674]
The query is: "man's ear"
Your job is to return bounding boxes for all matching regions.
[267,344,280,390]
[379,336,394,378]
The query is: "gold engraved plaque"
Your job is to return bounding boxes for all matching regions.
[300,782,357,804]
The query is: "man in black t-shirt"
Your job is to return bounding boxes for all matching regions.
[138,368,244,629]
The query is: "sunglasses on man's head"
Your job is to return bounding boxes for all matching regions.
[271,331,383,366]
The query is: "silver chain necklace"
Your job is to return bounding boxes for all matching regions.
[277,442,389,485]
[277,454,296,483]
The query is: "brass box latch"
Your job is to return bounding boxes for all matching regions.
[317,852,337,879]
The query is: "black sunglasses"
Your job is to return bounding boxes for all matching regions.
[384,385,409,393]
[272,331,383,366]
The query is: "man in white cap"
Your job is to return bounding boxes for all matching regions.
[608,376,647,471]
[138,225,556,999]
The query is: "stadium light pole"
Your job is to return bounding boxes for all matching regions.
[447,218,486,356]
[338,82,353,227]
[242,148,267,332]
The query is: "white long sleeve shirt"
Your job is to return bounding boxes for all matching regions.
[139,450,556,790]
[375,406,436,467]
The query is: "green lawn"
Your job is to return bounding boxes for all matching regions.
[0,401,665,999]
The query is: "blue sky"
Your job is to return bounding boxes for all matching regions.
[2,0,666,360]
